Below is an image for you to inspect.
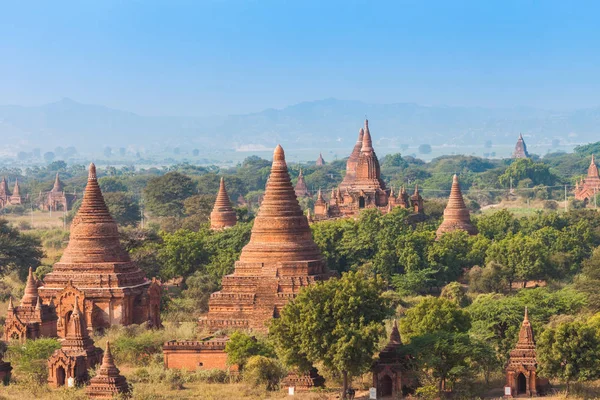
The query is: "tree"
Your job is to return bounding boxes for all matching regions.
[498,158,557,187]
[243,355,286,390]
[98,177,129,193]
[538,322,600,394]
[270,272,392,398]
[475,209,518,241]
[427,230,473,285]
[400,297,471,340]
[143,172,196,217]
[103,192,141,226]
[225,331,274,369]
[0,219,44,279]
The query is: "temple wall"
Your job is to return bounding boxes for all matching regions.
[163,348,232,371]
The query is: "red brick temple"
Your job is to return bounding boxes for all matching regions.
[436,175,477,238]
[210,177,237,230]
[39,173,78,211]
[199,145,333,332]
[372,321,416,398]
[505,308,547,397]
[294,169,311,198]
[47,298,103,388]
[0,177,24,208]
[316,153,325,166]
[39,163,161,337]
[4,268,57,342]
[86,341,130,399]
[574,155,600,203]
[513,133,530,159]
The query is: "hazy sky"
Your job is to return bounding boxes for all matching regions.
[1,0,599,116]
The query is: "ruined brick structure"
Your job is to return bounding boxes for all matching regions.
[47,298,103,388]
[281,368,325,392]
[198,145,333,332]
[513,133,530,159]
[39,163,161,337]
[505,308,547,397]
[0,177,24,208]
[86,341,130,398]
[294,169,311,198]
[163,337,238,372]
[436,175,477,238]
[372,321,416,398]
[210,177,237,230]
[314,120,425,220]
[315,152,325,166]
[0,352,12,384]
[574,155,600,203]
[4,268,57,342]
[39,173,77,211]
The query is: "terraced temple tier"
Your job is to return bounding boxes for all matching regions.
[199,145,333,332]
[39,163,161,336]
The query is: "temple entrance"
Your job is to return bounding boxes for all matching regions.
[517,373,527,394]
[359,196,365,209]
[56,366,66,387]
[380,375,393,397]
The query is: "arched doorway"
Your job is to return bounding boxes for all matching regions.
[64,310,73,336]
[359,196,365,209]
[56,366,66,387]
[517,372,527,394]
[380,375,393,397]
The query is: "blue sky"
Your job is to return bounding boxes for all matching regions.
[1,0,599,116]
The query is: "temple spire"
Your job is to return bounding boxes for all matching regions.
[436,174,477,238]
[361,119,374,153]
[12,179,20,196]
[390,319,401,344]
[21,267,39,307]
[210,177,237,230]
[7,296,13,312]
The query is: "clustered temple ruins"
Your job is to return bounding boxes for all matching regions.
[0,122,555,398]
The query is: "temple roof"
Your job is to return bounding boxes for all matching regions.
[513,133,530,159]
[41,163,147,289]
[361,120,374,154]
[97,341,121,377]
[239,145,324,263]
[588,155,600,179]
[51,173,64,193]
[11,179,21,197]
[316,153,325,166]
[294,169,310,198]
[210,177,237,230]
[436,175,477,237]
[0,177,9,197]
[21,267,39,307]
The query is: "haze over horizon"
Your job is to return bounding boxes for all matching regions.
[2,0,600,117]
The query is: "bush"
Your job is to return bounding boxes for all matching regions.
[544,200,559,210]
[18,221,32,231]
[194,368,229,383]
[242,356,286,391]
[225,331,275,369]
[415,384,439,399]
[5,338,61,384]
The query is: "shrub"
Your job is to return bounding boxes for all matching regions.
[194,368,229,383]
[544,200,559,210]
[5,338,61,384]
[242,356,286,391]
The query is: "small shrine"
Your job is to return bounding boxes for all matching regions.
[0,177,24,209]
[86,341,130,398]
[294,169,311,198]
[574,155,600,203]
[210,177,237,230]
[436,175,477,238]
[372,321,415,398]
[47,298,103,388]
[316,153,325,166]
[505,308,547,397]
[3,268,57,342]
[38,173,78,211]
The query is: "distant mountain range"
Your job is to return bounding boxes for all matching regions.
[1,97,599,157]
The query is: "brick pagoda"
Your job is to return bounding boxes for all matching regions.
[436,175,477,238]
[39,173,77,211]
[47,298,103,388]
[86,341,130,398]
[574,155,600,203]
[294,169,311,198]
[4,268,57,342]
[199,145,333,332]
[372,321,416,398]
[39,163,161,337]
[0,177,24,209]
[505,308,538,397]
[513,133,529,159]
[339,127,364,190]
[210,177,237,230]
[316,153,325,166]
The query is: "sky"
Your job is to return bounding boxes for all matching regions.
[1,0,599,116]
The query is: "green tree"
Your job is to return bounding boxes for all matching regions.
[498,158,557,187]
[538,322,600,394]
[103,192,141,226]
[400,297,471,340]
[225,331,274,369]
[270,272,391,398]
[475,209,518,240]
[242,355,286,390]
[0,219,44,279]
[427,230,473,285]
[143,172,196,217]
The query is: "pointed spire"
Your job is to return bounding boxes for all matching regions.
[21,267,39,307]
[239,145,323,264]
[390,319,401,344]
[51,172,64,192]
[86,340,130,397]
[99,341,120,376]
[588,155,600,179]
[210,177,236,230]
[436,174,477,238]
[294,168,310,198]
[340,127,365,189]
[12,178,20,196]
[0,176,9,197]
[361,119,374,153]
[7,296,14,312]
[317,188,324,202]
[524,306,529,322]
[316,152,325,166]
[35,296,42,311]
